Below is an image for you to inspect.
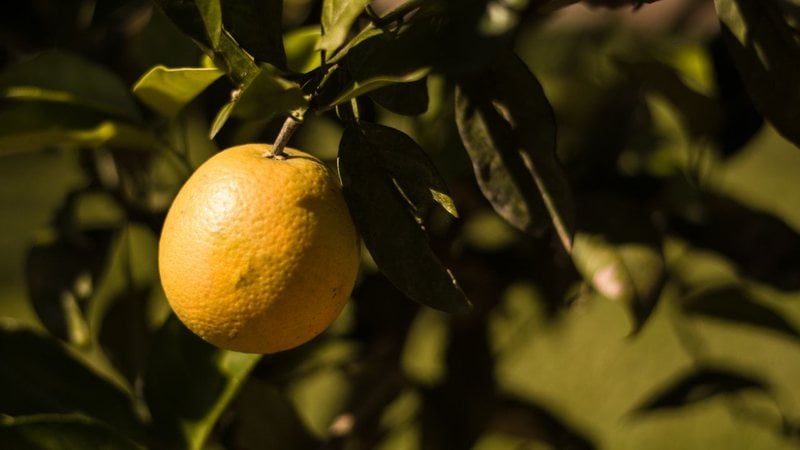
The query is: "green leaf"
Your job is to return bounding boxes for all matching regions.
[222,0,287,69]
[25,228,115,344]
[368,78,429,116]
[714,0,800,146]
[356,122,457,218]
[338,123,470,313]
[145,316,260,450]
[455,50,574,252]
[209,64,308,137]
[682,284,800,340]
[0,105,163,155]
[284,26,322,74]
[132,66,223,118]
[0,414,144,450]
[0,324,144,440]
[196,0,222,48]
[570,195,665,330]
[0,52,140,121]
[632,366,773,414]
[316,28,431,110]
[319,0,369,52]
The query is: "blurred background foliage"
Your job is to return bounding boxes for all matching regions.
[1,0,800,449]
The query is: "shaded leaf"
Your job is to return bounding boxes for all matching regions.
[682,284,800,339]
[632,366,772,414]
[338,124,470,313]
[209,99,236,139]
[455,49,574,252]
[196,0,222,48]
[145,316,260,450]
[368,78,429,116]
[0,414,144,450]
[152,0,217,49]
[0,52,140,121]
[0,324,143,439]
[25,228,115,344]
[319,0,369,52]
[570,194,665,330]
[494,396,597,450]
[714,0,800,146]
[132,66,223,118]
[221,0,286,69]
[0,120,160,155]
[356,122,457,217]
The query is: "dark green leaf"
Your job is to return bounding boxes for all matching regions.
[0,414,144,450]
[152,0,217,49]
[338,124,470,313]
[320,0,369,52]
[455,50,574,252]
[132,66,223,118]
[212,31,260,86]
[145,316,260,450]
[356,122,457,217]
[368,78,429,116]
[0,52,140,121]
[0,120,161,155]
[570,194,665,330]
[0,324,144,440]
[25,228,115,344]
[231,65,307,120]
[714,0,800,146]
[221,0,287,69]
[682,285,800,339]
[632,366,772,414]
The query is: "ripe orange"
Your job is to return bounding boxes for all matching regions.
[158,144,360,353]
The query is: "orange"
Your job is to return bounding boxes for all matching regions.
[158,144,360,353]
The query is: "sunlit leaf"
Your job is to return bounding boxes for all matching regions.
[455,50,574,252]
[682,284,800,340]
[0,52,140,121]
[284,26,322,74]
[132,66,223,118]
[338,124,471,313]
[145,316,260,450]
[714,0,800,146]
[222,0,286,69]
[0,324,144,440]
[319,0,369,52]
[0,414,144,450]
[632,366,773,414]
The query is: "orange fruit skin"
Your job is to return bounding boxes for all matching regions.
[158,144,360,353]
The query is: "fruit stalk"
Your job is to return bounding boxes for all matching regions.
[268,115,302,159]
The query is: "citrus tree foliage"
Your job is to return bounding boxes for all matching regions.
[2,0,800,449]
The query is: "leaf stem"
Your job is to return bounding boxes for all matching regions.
[268,115,302,159]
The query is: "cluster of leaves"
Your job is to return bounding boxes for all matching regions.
[1,0,800,449]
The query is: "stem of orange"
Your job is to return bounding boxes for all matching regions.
[268,115,302,159]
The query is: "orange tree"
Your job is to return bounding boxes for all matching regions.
[1,0,800,449]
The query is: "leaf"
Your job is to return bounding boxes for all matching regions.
[570,194,665,330]
[359,122,457,217]
[145,316,260,450]
[316,28,431,109]
[284,26,322,74]
[632,366,772,414]
[221,0,287,69]
[209,100,236,139]
[0,102,161,155]
[25,228,115,344]
[0,414,144,450]
[368,78,429,116]
[319,0,369,52]
[196,0,222,48]
[132,66,223,118]
[338,123,470,313]
[682,284,800,339]
[0,324,144,440]
[0,52,140,121]
[455,49,574,252]
[714,0,800,146]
